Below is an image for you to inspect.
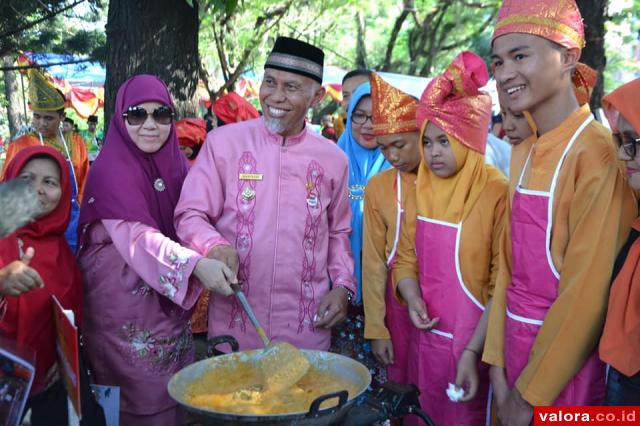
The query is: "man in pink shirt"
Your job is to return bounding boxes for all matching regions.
[174,37,356,351]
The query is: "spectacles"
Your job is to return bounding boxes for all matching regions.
[351,111,373,125]
[614,132,640,158]
[123,105,174,126]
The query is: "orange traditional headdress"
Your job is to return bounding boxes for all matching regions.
[416,51,492,154]
[370,73,419,136]
[602,78,640,134]
[176,118,207,148]
[213,92,260,124]
[492,0,585,50]
[573,62,597,106]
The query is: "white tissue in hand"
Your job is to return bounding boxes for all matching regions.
[446,383,465,402]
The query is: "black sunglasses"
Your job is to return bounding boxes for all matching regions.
[123,105,174,126]
[614,132,640,158]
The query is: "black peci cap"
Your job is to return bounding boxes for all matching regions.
[264,36,324,83]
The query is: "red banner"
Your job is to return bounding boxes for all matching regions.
[52,295,81,418]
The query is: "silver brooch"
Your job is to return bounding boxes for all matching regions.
[154,178,166,192]
[241,187,256,201]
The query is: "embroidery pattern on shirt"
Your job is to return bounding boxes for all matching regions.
[232,151,258,331]
[118,323,193,373]
[159,252,190,300]
[298,160,324,332]
[132,281,154,296]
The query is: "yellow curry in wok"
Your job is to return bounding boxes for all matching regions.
[185,354,362,415]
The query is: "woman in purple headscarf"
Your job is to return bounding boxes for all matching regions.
[78,75,235,425]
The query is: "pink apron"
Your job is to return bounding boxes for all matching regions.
[384,172,413,384]
[506,114,605,405]
[407,216,490,426]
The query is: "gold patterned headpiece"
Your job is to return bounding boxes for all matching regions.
[492,0,585,50]
[28,68,65,111]
[370,73,419,136]
[572,62,597,106]
[416,51,492,154]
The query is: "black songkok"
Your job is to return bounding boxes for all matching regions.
[264,37,324,83]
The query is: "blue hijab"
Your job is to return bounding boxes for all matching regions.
[338,82,391,304]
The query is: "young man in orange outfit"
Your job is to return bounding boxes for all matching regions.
[484,1,636,424]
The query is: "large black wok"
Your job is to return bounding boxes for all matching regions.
[168,337,371,426]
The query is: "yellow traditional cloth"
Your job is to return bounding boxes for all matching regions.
[370,73,419,136]
[492,0,585,50]
[483,104,637,405]
[2,132,89,202]
[362,169,417,339]
[417,128,497,224]
[28,69,65,111]
[392,134,507,305]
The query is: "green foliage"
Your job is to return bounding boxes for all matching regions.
[0,1,105,58]
[198,0,359,89]
[198,0,500,84]
[0,1,106,140]
[604,0,640,92]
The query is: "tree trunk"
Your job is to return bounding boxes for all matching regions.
[2,55,23,139]
[355,12,368,68]
[380,1,413,71]
[104,0,200,126]
[576,0,607,111]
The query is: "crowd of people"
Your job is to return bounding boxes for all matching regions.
[1,0,640,425]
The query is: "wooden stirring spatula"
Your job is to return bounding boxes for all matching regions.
[230,283,310,392]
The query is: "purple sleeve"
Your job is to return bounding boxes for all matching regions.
[327,159,356,294]
[174,132,231,255]
[102,219,203,309]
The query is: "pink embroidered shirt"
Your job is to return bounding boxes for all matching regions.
[175,117,356,351]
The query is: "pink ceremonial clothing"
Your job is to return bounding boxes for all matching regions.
[78,219,202,423]
[174,117,356,351]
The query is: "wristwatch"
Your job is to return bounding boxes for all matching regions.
[335,285,354,304]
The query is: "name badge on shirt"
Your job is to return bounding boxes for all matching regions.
[239,173,264,181]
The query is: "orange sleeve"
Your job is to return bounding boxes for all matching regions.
[1,136,35,180]
[72,133,89,203]
[391,192,418,291]
[362,177,392,339]
[482,207,510,368]
[488,180,508,300]
[2,143,18,179]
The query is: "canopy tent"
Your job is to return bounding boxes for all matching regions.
[322,65,499,113]
[17,52,105,119]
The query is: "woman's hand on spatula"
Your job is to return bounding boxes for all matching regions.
[314,287,349,328]
[194,258,236,296]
